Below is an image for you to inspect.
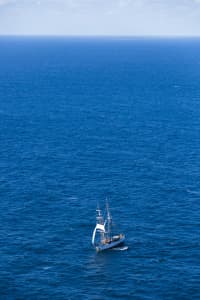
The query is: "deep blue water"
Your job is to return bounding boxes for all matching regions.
[1,37,200,299]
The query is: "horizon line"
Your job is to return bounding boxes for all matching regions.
[0,34,200,39]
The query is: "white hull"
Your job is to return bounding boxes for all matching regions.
[96,236,125,252]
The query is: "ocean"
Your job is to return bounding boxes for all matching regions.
[0,36,200,299]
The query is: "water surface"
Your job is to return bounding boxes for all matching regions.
[1,37,200,299]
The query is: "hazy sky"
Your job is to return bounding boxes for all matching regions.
[0,0,200,36]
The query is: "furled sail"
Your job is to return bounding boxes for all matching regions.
[96,224,105,232]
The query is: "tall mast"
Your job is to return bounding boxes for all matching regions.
[96,204,105,242]
[106,199,112,240]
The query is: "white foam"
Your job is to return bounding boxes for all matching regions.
[111,246,128,251]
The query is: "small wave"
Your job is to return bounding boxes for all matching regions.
[67,196,78,201]
[43,266,52,270]
[187,189,200,196]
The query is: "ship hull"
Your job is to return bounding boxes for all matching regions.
[96,236,125,252]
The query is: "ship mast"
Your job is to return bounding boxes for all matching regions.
[92,204,106,246]
[106,199,112,240]
[96,204,105,242]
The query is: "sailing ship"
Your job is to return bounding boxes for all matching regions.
[92,201,125,251]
